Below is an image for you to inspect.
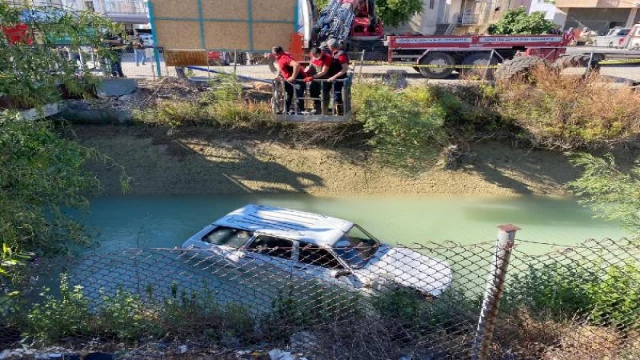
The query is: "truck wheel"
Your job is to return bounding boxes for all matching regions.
[460,53,499,80]
[418,52,455,79]
[495,56,549,82]
[553,54,601,72]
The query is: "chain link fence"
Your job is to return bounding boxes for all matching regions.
[2,232,639,359]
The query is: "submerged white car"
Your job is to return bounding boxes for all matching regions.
[181,204,452,297]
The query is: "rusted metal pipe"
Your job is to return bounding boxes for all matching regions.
[473,224,520,360]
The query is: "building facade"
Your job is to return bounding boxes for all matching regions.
[387,0,536,35]
[7,0,149,29]
[553,0,639,33]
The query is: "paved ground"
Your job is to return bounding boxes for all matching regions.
[117,49,640,84]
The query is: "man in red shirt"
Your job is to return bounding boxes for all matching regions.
[272,46,306,114]
[304,47,332,114]
[326,39,350,115]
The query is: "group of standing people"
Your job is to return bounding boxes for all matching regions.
[272,38,350,115]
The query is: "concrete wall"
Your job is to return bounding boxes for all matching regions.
[564,7,632,32]
[529,0,567,26]
[446,0,463,23]
[385,0,441,34]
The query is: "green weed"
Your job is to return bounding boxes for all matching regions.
[505,258,640,328]
[134,75,273,129]
[352,83,450,173]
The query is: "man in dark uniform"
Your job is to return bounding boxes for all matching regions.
[272,46,306,114]
[304,47,332,114]
[326,38,350,115]
[103,34,125,77]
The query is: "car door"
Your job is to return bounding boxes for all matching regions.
[243,234,295,277]
[292,242,359,291]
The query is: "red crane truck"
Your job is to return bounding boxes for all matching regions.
[297,0,584,79]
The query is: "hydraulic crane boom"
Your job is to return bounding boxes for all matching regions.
[311,0,382,47]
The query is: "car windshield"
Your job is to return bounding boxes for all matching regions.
[202,226,253,248]
[333,225,380,269]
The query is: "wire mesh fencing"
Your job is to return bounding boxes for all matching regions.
[2,236,639,359]
[495,238,640,360]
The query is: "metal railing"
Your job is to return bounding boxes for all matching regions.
[272,75,353,120]
[3,230,639,359]
[458,12,481,25]
[99,0,148,15]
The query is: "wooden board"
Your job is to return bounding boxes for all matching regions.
[253,23,295,51]
[201,0,247,19]
[204,22,250,50]
[155,21,202,50]
[151,0,296,51]
[154,0,198,18]
[252,0,296,21]
[164,50,208,66]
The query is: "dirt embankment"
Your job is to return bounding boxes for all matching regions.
[69,125,586,197]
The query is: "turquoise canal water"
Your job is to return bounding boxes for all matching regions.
[80,194,626,255]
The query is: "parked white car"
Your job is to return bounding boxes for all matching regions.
[136,34,154,47]
[621,24,640,50]
[181,204,453,297]
[594,27,630,48]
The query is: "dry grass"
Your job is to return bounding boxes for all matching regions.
[497,67,640,150]
[489,309,640,360]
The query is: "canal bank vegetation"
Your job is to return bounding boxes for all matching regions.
[0,3,129,335]
[131,67,640,174]
[569,153,640,237]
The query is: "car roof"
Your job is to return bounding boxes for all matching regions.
[212,204,354,247]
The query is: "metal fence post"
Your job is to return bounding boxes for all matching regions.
[585,51,595,77]
[473,224,520,360]
[483,50,496,81]
[147,1,162,77]
[233,49,238,75]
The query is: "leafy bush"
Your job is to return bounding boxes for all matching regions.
[569,154,640,236]
[496,67,640,150]
[375,0,423,28]
[26,275,92,343]
[261,284,364,341]
[0,3,121,109]
[96,288,159,340]
[352,84,449,172]
[0,116,115,254]
[1,245,34,321]
[25,278,259,345]
[488,8,557,35]
[372,288,481,339]
[506,258,640,327]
